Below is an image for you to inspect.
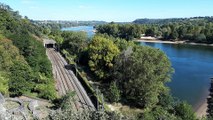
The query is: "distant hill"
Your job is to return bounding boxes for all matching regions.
[133,17,213,24]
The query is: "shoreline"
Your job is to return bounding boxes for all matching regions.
[136,39,211,117]
[135,39,213,47]
[195,100,208,118]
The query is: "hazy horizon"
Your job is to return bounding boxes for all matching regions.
[1,0,213,22]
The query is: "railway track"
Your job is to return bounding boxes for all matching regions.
[46,48,95,111]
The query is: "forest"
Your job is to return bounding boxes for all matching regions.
[96,17,213,43]
[1,2,213,120]
[0,3,56,100]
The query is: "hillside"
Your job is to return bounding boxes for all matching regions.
[133,17,213,24]
[0,3,56,99]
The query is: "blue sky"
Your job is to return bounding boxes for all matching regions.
[1,0,213,22]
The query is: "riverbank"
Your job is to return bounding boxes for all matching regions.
[135,39,213,47]
[195,100,207,118]
[137,38,211,118]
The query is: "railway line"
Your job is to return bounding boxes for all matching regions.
[46,48,95,111]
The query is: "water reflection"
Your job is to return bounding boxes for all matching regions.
[141,42,213,108]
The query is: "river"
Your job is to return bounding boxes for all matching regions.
[61,26,95,37]
[62,26,213,108]
[141,42,213,109]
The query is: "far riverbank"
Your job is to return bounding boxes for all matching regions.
[135,39,213,47]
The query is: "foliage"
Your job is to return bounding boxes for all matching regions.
[0,3,43,37]
[0,38,27,96]
[108,82,121,103]
[97,17,213,43]
[9,61,34,96]
[0,72,9,95]
[141,106,178,120]
[113,45,172,109]
[33,73,57,100]
[60,91,76,110]
[139,17,213,43]
[88,35,120,79]
[96,23,141,40]
[0,38,26,71]
[61,31,88,56]
[0,3,56,100]
[174,102,197,120]
[48,91,126,120]
[48,109,126,120]
[207,79,213,118]
[35,20,106,30]
[140,99,197,120]
[9,34,53,77]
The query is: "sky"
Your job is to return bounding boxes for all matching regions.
[1,0,213,22]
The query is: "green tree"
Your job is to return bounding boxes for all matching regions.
[61,31,88,62]
[114,45,173,109]
[96,24,142,40]
[9,61,34,96]
[0,72,9,95]
[174,102,196,120]
[88,35,120,79]
[141,106,178,120]
[108,81,121,103]
[0,38,26,71]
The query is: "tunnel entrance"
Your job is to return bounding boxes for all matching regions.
[43,39,56,48]
[45,43,55,48]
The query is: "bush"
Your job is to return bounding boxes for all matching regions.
[0,72,9,95]
[174,102,196,120]
[108,82,121,103]
[9,61,34,96]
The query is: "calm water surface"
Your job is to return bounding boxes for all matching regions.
[61,26,95,37]
[63,26,213,108]
[141,42,213,108]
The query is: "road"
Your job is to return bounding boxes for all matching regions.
[46,48,95,111]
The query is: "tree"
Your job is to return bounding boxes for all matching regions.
[48,90,126,120]
[55,35,63,51]
[61,31,88,62]
[88,35,120,79]
[207,79,213,118]
[96,24,142,40]
[108,82,121,103]
[145,27,156,37]
[9,61,34,96]
[114,45,173,109]
[194,34,206,42]
[169,29,179,40]
[141,106,178,120]
[174,102,196,120]
[0,72,9,95]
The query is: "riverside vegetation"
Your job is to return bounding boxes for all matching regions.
[48,30,197,119]
[0,2,213,120]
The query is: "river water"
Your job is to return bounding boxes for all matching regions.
[62,26,213,108]
[141,42,213,108]
[61,26,95,37]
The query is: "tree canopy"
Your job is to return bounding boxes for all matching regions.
[88,35,120,79]
[0,3,56,99]
[113,45,172,109]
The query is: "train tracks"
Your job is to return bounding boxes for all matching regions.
[46,48,95,111]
